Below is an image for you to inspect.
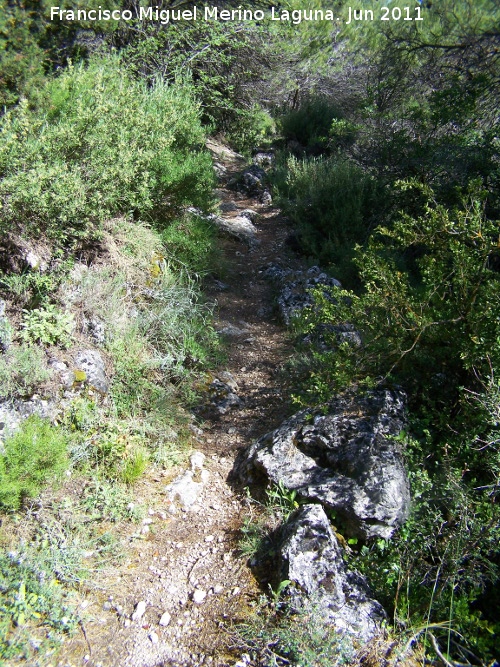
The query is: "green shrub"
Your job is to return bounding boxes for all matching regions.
[0,417,68,511]
[293,181,500,411]
[278,96,344,153]
[161,212,219,277]
[20,303,74,348]
[0,344,51,399]
[227,106,276,154]
[121,20,274,133]
[0,56,214,246]
[273,154,384,282]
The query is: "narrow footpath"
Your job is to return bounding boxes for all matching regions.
[59,142,302,667]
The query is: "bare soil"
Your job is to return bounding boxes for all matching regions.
[55,142,304,667]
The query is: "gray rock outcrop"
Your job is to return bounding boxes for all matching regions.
[208,378,241,415]
[241,164,266,195]
[0,397,58,443]
[264,264,341,325]
[238,389,410,539]
[74,349,108,394]
[187,208,258,246]
[279,504,386,641]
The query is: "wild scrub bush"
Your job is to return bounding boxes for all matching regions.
[295,182,500,410]
[278,96,345,154]
[0,56,214,246]
[0,344,51,399]
[273,154,384,282]
[0,416,68,510]
[120,20,275,134]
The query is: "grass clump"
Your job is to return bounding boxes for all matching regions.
[236,597,355,667]
[161,212,219,277]
[0,344,51,399]
[0,416,68,511]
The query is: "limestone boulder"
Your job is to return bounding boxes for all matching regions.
[279,504,386,641]
[238,389,410,539]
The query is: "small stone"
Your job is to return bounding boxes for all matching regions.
[192,589,207,604]
[159,611,171,626]
[213,585,223,595]
[131,600,146,621]
[124,619,131,628]
[149,631,159,644]
[190,451,205,470]
[102,601,112,611]
[204,535,214,543]
[231,587,241,596]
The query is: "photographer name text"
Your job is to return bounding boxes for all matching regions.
[49,5,425,26]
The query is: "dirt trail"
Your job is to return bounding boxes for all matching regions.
[60,142,300,667]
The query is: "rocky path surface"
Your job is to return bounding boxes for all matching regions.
[59,142,301,667]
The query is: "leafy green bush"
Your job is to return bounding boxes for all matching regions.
[0,56,214,246]
[294,182,500,411]
[0,417,68,510]
[278,97,345,153]
[273,154,384,282]
[21,304,74,348]
[0,344,51,399]
[227,106,276,154]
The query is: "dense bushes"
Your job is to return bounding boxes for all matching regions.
[289,185,500,658]
[120,20,276,149]
[278,96,348,154]
[0,56,214,246]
